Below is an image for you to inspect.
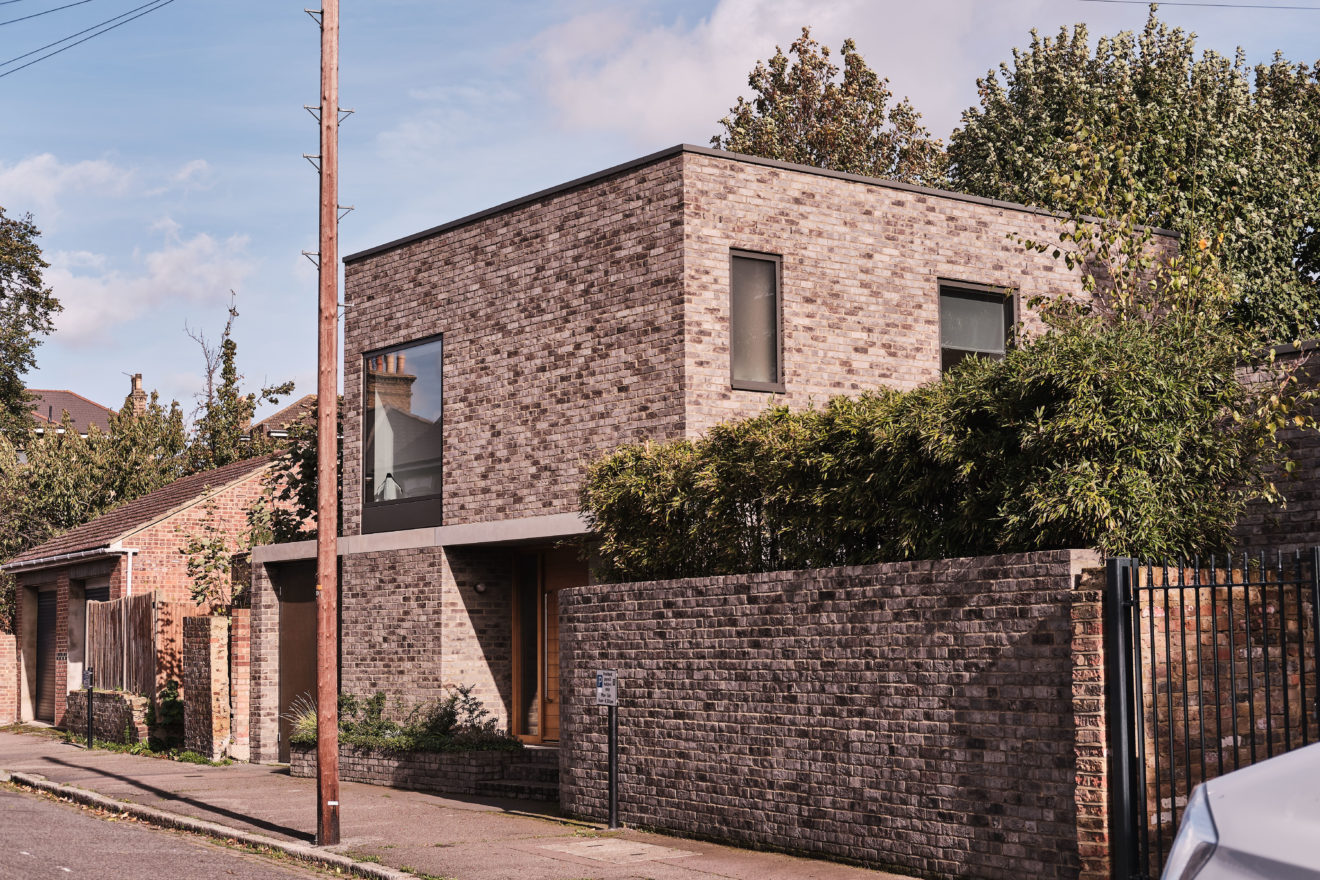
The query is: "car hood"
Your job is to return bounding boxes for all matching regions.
[1202,742,1320,879]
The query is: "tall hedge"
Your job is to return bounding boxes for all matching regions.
[581,298,1305,583]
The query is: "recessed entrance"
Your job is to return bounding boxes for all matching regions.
[511,547,587,743]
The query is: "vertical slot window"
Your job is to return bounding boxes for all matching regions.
[730,251,782,391]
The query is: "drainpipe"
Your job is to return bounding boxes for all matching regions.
[122,549,138,596]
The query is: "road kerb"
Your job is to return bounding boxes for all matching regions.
[5,770,413,880]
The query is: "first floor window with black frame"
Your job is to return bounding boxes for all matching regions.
[730,250,783,391]
[939,283,1014,371]
[363,335,443,506]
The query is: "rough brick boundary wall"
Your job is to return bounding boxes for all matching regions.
[64,690,149,743]
[560,550,1107,880]
[229,608,251,761]
[184,615,230,761]
[0,632,16,723]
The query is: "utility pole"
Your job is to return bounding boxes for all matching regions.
[314,0,341,848]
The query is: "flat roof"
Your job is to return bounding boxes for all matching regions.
[344,144,1179,265]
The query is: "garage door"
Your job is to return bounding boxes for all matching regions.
[36,590,57,723]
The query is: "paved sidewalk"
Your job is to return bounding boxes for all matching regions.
[0,729,906,880]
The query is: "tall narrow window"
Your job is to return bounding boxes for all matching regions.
[363,335,443,509]
[939,284,1014,372]
[730,251,782,391]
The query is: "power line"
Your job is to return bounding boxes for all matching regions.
[1080,0,1320,8]
[0,0,170,69]
[0,0,97,27]
[0,0,176,79]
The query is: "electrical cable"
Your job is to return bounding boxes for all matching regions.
[0,0,170,69]
[0,0,175,79]
[0,0,97,27]
[1080,0,1319,8]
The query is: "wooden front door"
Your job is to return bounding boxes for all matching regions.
[512,548,587,743]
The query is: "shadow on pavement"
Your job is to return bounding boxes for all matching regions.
[39,755,314,843]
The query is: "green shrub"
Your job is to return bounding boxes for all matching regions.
[291,686,521,753]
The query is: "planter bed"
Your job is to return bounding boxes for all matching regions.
[289,742,558,801]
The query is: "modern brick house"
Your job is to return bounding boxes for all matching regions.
[3,456,271,726]
[247,144,1113,763]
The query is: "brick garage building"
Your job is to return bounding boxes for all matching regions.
[249,144,1122,764]
[3,456,271,726]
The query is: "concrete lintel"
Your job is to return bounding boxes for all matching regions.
[249,513,592,564]
[436,512,590,547]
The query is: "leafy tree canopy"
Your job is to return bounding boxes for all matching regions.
[186,300,294,473]
[948,5,1320,341]
[0,207,61,437]
[712,27,947,186]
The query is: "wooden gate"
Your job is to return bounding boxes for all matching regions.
[87,592,157,696]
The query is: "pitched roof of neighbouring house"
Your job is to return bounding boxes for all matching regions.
[252,393,316,436]
[4,455,272,569]
[28,389,116,435]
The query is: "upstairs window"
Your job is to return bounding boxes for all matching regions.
[939,284,1014,372]
[363,335,443,505]
[730,250,783,391]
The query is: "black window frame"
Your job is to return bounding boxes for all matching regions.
[937,280,1017,372]
[729,249,785,393]
[360,332,445,534]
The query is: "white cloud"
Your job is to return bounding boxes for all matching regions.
[528,0,1090,147]
[47,226,254,344]
[0,154,134,225]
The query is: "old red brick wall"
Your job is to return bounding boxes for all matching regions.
[560,550,1105,880]
[229,608,251,760]
[127,468,270,605]
[183,615,230,761]
[0,630,16,724]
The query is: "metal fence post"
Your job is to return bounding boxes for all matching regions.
[1105,557,1139,880]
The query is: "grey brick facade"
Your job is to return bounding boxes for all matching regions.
[252,147,1102,783]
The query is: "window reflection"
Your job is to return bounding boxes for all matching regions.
[363,337,443,504]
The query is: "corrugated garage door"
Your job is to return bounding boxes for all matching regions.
[85,584,110,603]
[36,590,57,723]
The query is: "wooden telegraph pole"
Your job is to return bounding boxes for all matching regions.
[314,0,341,848]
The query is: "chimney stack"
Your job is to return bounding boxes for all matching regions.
[129,373,148,416]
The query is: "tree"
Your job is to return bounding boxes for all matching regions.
[947,7,1320,341]
[186,299,294,474]
[0,207,61,436]
[247,397,342,544]
[712,27,947,186]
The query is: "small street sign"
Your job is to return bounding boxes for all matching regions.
[596,669,618,706]
[82,668,94,689]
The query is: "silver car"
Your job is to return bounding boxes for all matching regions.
[1163,741,1320,879]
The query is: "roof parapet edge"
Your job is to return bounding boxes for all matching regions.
[342,144,1180,265]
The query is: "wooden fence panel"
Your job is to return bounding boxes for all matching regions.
[155,601,190,696]
[87,600,124,691]
[123,593,155,697]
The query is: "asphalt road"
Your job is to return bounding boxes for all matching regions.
[0,785,329,880]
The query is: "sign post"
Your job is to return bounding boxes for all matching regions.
[83,668,94,749]
[596,670,619,829]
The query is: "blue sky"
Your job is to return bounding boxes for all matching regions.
[5,0,1318,421]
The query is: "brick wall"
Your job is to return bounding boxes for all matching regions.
[0,631,15,724]
[127,469,270,605]
[249,560,278,763]
[63,690,149,743]
[559,550,1106,880]
[1235,357,1320,548]
[289,742,556,799]
[342,156,689,536]
[183,615,230,760]
[229,608,251,761]
[341,150,1105,537]
[339,546,512,726]
[679,152,1092,434]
